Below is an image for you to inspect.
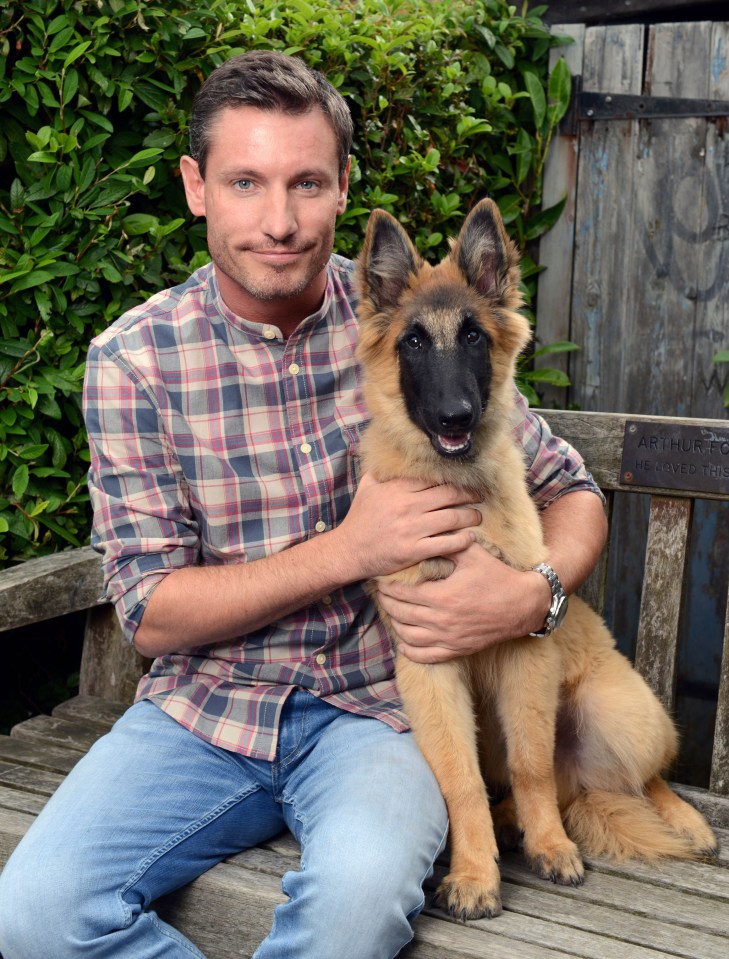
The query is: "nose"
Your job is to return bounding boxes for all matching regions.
[438,402,474,432]
[261,186,297,243]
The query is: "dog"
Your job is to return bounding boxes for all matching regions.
[355,199,717,920]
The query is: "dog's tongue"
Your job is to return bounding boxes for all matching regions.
[438,432,470,453]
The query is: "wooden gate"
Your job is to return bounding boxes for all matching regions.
[536,19,729,786]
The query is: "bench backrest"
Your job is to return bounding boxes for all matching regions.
[538,409,729,802]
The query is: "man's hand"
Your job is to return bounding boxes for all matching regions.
[376,543,552,664]
[333,471,482,582]
[376,490,608,665]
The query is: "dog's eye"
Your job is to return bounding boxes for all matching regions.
[465,329,482,345]
[405,333,423,350]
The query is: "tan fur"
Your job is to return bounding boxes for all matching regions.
[355,200,717,921]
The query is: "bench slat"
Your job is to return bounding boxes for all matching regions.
[52,694,128,729]
[0,545,104,632]
[9,714,107,753]
[634,496,692,710]
[0,761,64,798]
[536,409,729,500]
[498,857,729,937]
[710,584,729,796]
[490,880,728,959]
[0,735,82,775]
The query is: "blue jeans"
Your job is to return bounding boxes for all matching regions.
[0,691,447,959]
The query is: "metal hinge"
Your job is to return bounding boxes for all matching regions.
[561,76,729,135]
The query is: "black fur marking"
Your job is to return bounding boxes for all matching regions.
[397,313,492,458]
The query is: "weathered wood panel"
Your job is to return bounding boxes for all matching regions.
[634,496,692,710]
[79,604,149,704]
[538,20,729,788]
[9,714,107,753]
[0,545,104,632]
[534,22,585,407]
[710,589,729,795]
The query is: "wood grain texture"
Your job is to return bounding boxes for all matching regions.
[0,545,104,632]
[568,23,645,413]
[79,604,149,704]
[710,588,729,795]
[634,496,692,710]
[1,695,728,958]
[535,23,585,408]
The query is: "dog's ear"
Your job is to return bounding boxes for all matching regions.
[358,210,422,315]
[452,198,520,301]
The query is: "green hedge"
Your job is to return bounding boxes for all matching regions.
[0,0,571,566]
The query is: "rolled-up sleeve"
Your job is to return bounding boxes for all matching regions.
[83,342,200,641]
[511,389,605,510]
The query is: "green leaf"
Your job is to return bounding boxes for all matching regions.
[16,443,49,459]
[63,41,92,70]
[123,213,159,235]
[523,368,572,387]
[524,71,546,129]
[532,341,579,358]
[124,148,163,168]
[12,464,29,498]
[8,271,56,293]
[548,58,572,125]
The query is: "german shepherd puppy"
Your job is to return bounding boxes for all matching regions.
[355,199,717,920]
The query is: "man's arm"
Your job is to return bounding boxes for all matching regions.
[133,472,482,658]
[376,489,607,665]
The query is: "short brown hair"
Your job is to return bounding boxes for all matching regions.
[189,50,353,178]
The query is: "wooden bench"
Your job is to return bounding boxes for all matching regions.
[1,408,728,958]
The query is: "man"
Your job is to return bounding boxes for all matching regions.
[0,51,607,958]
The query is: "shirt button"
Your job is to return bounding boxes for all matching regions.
[288,363,300,375]
[314,520,326,533]
[315,653,327,666]
[322,594,333,605]
[300,442,312,454]
[263,328,276,340]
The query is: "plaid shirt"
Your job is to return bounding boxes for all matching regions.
[84,257,602,761]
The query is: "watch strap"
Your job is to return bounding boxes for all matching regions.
[529,563,566,637]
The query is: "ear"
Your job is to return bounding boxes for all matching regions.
[357,209,422,315]
[179,155,206,218]
[452,198,520,301]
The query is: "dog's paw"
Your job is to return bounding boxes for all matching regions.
[675,810,719,859]
[436,872,502,921]
[527,841,585,887]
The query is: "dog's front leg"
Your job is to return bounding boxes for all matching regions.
[396,651,502,920]
[493,639,584,886]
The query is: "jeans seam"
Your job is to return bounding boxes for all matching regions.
[147,911,207,957]
[275,692,313,770]
[406,815,450,924]
[118,781,262,912]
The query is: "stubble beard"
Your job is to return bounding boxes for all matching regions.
[209,230,334,304]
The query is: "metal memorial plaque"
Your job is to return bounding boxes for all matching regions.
[620,420,729,495]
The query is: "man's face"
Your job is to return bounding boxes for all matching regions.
[181,105,349,323]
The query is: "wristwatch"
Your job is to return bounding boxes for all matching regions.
[529,563,568,637]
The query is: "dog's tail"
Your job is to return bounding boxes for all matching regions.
[563,790,697,861]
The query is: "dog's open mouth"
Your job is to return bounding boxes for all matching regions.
[433,432,473,457]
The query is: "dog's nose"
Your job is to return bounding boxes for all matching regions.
[438,404,473,431]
